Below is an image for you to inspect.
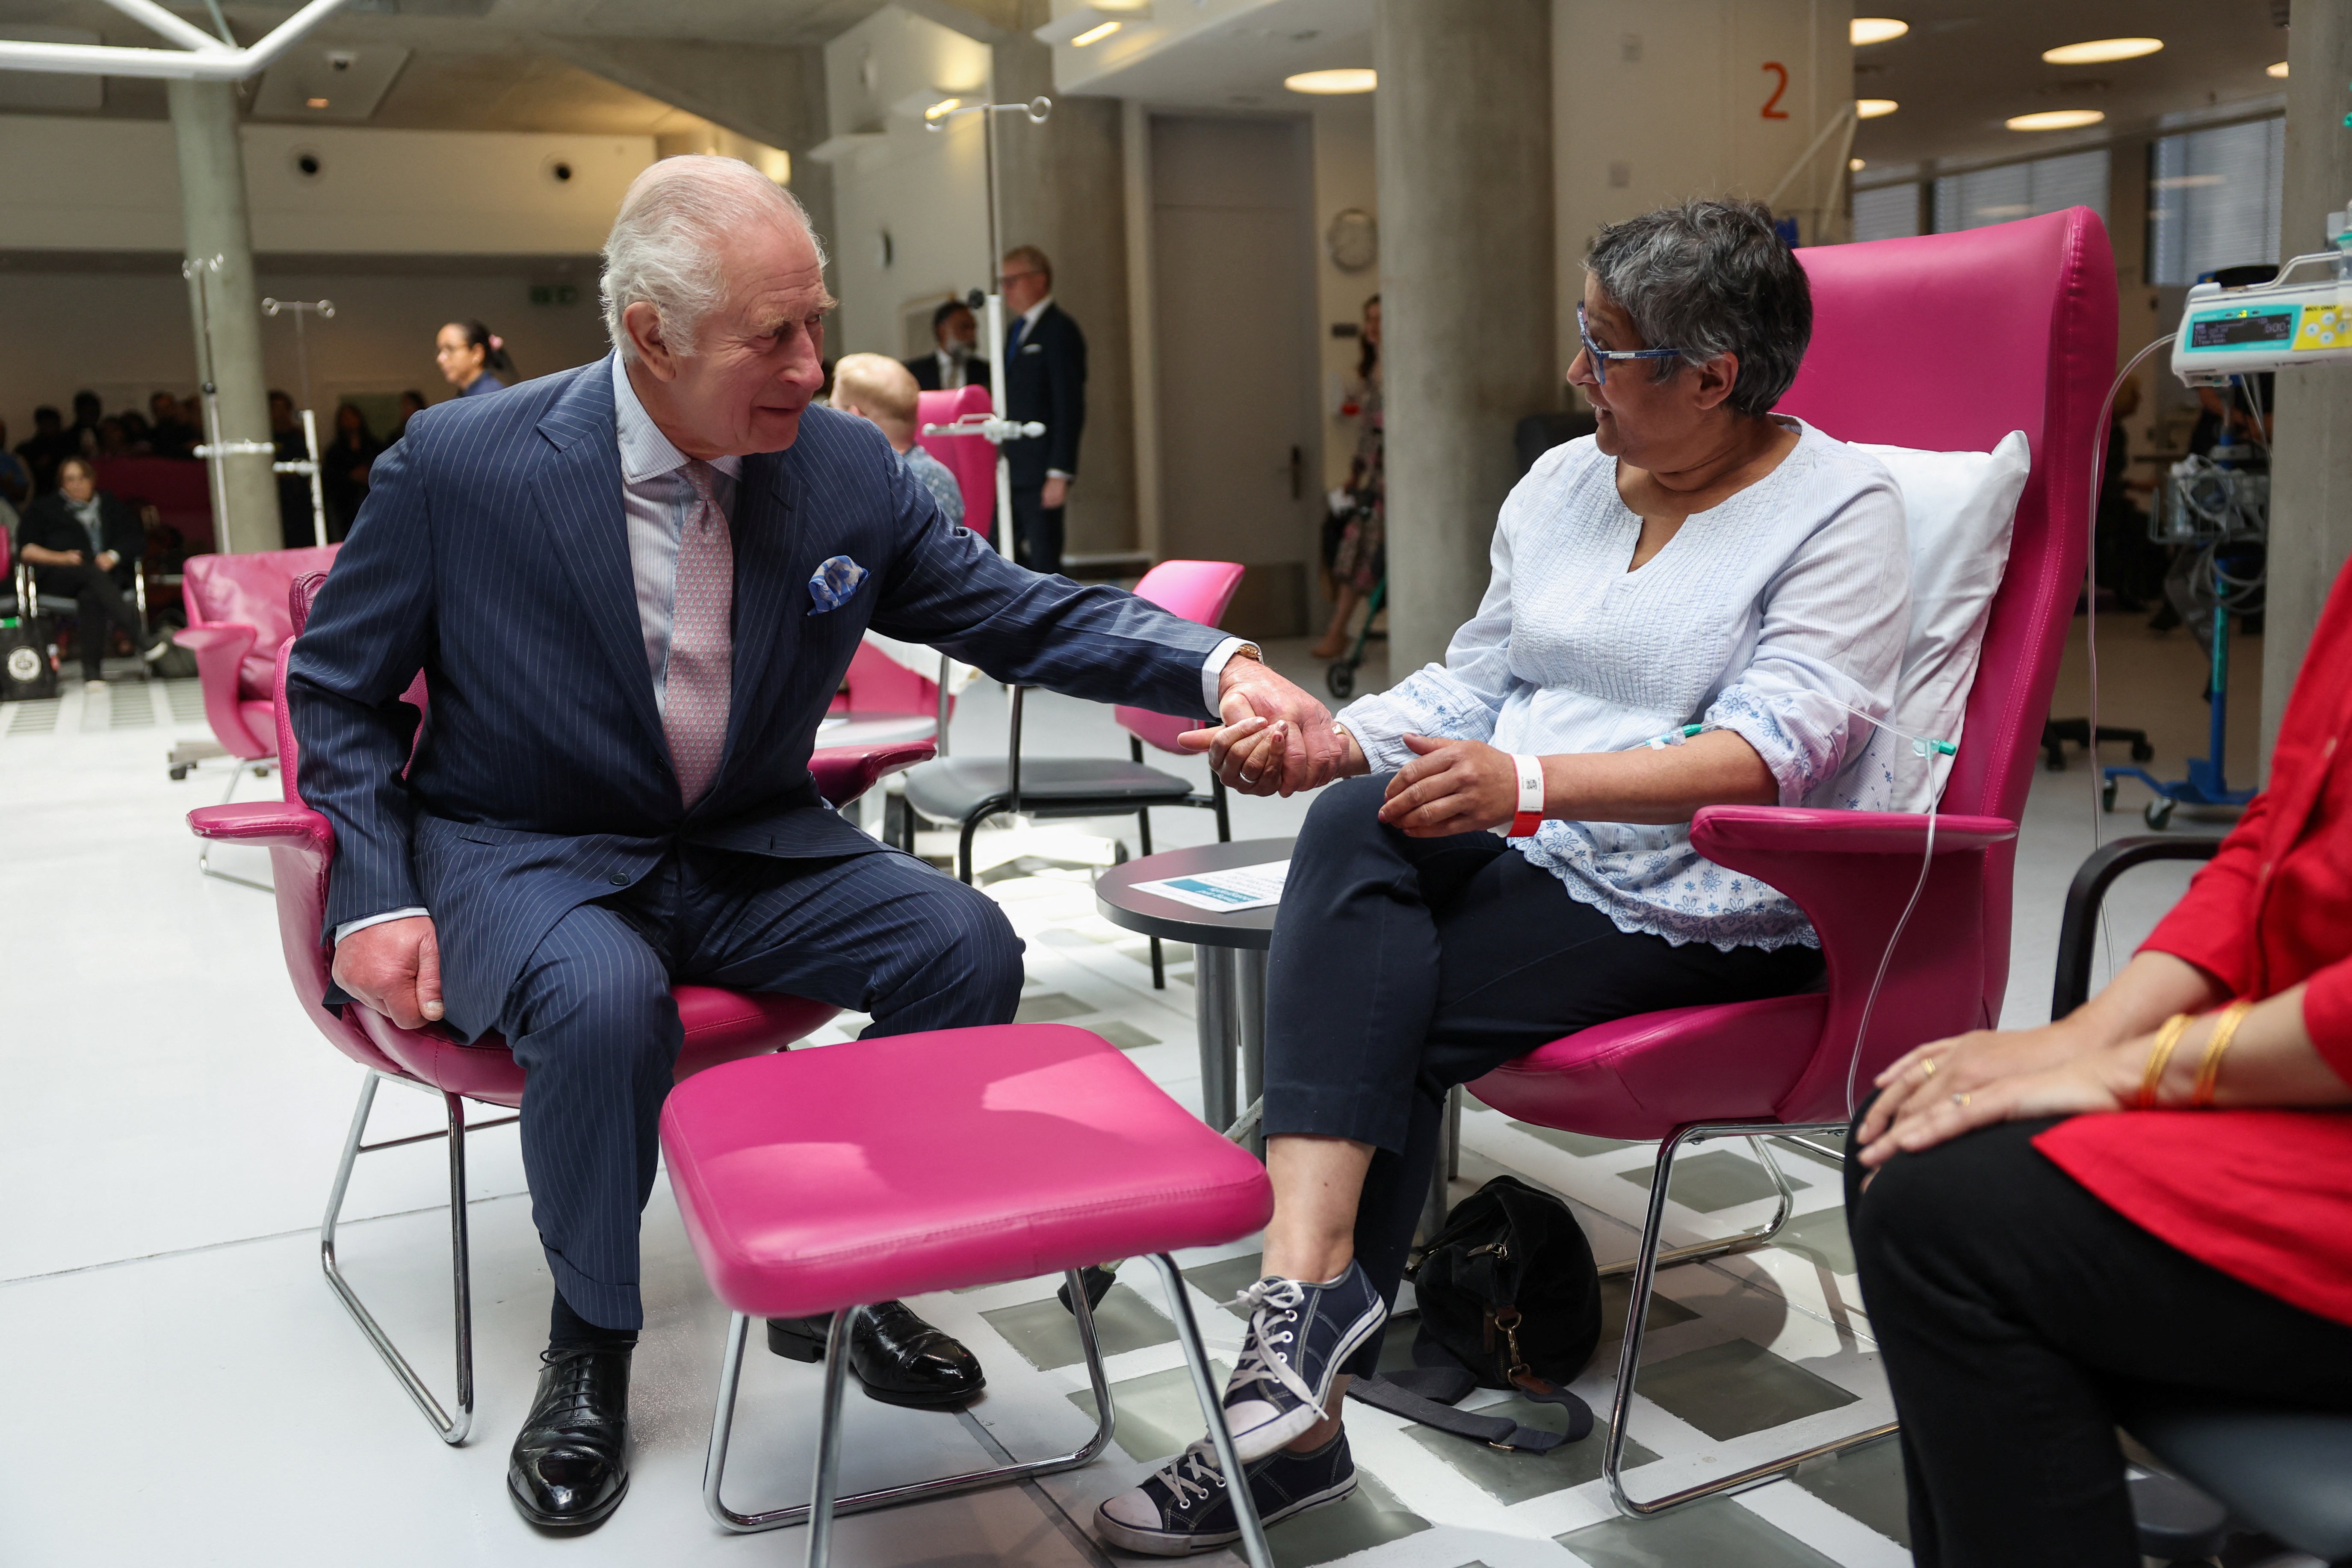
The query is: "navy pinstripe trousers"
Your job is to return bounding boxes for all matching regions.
[502,842,1023,1330]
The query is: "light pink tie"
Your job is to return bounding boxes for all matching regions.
[664,458,733,807]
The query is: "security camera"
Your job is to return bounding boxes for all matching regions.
[327,50,354,71]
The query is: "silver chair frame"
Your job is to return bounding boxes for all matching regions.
[1601,1119,1896,1515]
[196,756,276,889]
[704,1253,1272,1568]
[320,1070,517,1446]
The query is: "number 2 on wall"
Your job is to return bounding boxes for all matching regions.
[1760,61,1790,118]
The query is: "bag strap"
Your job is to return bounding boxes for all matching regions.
[1347,1367,1594,1454]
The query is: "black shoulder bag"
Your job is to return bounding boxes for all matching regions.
[1347,1175,1601,1453]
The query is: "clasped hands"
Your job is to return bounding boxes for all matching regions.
[1857,1015,2172,1172]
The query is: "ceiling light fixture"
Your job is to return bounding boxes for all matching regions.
[923,97,961,121]
[1851,18,1909,46]
[1856,98,1899,119]
[1849,157,1867,171]
[2006,108,2106,130]
[1071,19,1121,47]
[2267,60,2290,78]
[1285,68,1376,94]
[305,96,329,109]
[2041,37,2163,65]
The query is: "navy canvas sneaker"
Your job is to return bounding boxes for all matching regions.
[1094,1430,1356,1555]
[1219,1261,1385,1462]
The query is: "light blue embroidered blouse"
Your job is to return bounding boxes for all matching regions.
[1337,419,1911,951]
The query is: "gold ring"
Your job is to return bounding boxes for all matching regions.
[1919,1058,1938,1080]
[1950,1092,1971,1108]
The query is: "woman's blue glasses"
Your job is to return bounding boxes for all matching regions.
[1577,303,1686,385]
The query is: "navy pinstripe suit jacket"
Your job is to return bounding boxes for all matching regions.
[288,356,1224,1038]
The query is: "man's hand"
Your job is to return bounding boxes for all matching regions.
[1178,653,1356,796]
[1042,475,1070,509]
[331,915,444,1030]
[1378,734,1519,836]
[95,550,118,572]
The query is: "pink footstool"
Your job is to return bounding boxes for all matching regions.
[661,1023,1277,1566]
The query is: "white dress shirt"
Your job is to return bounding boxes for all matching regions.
[1337,419,1912,952]
[932,348,969,390]
[337,353,1254,942]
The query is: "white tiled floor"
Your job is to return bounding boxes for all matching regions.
[0,617,2233,1566]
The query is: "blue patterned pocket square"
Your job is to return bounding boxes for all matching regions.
[808,555,868,613]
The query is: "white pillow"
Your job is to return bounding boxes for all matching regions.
[1850,430,2031,811]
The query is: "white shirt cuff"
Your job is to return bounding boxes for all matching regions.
[1200,637,1260,715]
[335,907,428,944]
[1046,469,1075,481]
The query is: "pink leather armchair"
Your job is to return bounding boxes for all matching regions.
[185,576,934,1445]
[1467,208,2117,1514]
[915,384,998,543]
[176,546,342,775]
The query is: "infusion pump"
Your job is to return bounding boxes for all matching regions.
[2173,251,2352,385]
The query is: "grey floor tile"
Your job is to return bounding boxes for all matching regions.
[1770,1208,1856,1276]
[1598,1276,1701,1342]
[1406,1402,1657,1506]
[982,1283,1172,1371]
[1182,1252,1266,1318]
[1070,1359,1231,1462]
[1618,1149,1809,1213]
[1093,1019,1161,1050]
[1117,939,1194,965]
[1268,1463,1429,1568]
[1637,1338,1859,1442]
[1792,1435,1911,1547]
[1013,991,1095,1023]
[1557,1496,1846,1568]
[1512,1122,1633,1158]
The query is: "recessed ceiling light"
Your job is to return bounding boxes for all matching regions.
[1851,18,1909,45]
[1071,19,1121,46]
[2041,38,2163,65]
[305,96,330,109]
[1849,157,1867,171]
[1856,98,1900,119]
[2267,60,2290,79]
[1285,68,1376,94]
[923,97,961,121]
[2006,108,2107,130]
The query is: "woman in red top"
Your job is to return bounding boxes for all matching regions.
[1849,562,2352,1567]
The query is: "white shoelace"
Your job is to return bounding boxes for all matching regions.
[1224,1277,1320,1409]
[1152,1440,1227,1506]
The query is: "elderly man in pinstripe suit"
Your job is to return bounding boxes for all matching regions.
[289,156,1348,1530]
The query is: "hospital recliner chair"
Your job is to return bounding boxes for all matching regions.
[2057,837,2352,1568]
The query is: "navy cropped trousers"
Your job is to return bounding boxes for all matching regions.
[498,842,1023,1330]
[1262,776,1824,1374]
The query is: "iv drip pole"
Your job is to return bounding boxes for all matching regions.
[921,95,1052,559]
[264,296,336,549]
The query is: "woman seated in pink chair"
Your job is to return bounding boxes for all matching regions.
[1847,561,2352,1567]
[1102,198,1915,1555]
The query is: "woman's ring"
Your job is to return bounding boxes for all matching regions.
[1918,1058,1938,1080]
[1950,1092,1971,1108]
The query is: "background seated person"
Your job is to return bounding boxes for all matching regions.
[17,455,175,687]
[1105,197,1912,1555]
[1847,555,2352,1568]
[829,352,964,528]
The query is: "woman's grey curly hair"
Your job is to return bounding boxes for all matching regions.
[1584,198,1811,418]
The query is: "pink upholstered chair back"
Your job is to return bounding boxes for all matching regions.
[1114,560,1247,755]
[915,385,998,543]
[833,638,942,717]
[1777,207,2116,1021]
[185,546,341,699]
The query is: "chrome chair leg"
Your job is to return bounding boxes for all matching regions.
[1603,1121,1895,1516]
[319,1072,515,1446]
[703,1266,1120,1533]
[805,1307,854,1568]
[198,758,274,891]
[1146,1253,1272,1568]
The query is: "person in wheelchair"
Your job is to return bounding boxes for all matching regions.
[1108,197,1914,1554]
[1847,558,2352,1565]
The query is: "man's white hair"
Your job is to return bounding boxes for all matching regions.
[600,155,828,362]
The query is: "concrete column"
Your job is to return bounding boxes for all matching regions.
[1375,0,1556,673]
[2263,0,2352,774]
[991,34,1138,564]
[167,78,274,555]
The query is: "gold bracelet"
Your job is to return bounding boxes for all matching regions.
[2136,1013,2194,1109]
[2190,1000,2254,1109]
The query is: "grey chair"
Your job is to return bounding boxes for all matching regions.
[2059,837,2352,1568]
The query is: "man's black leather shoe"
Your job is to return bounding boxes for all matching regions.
[508,1347,631,1530]
[767,1300,987,1408]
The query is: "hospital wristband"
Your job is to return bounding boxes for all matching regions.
[1509,753,1545,838]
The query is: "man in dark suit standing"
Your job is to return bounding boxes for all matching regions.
[904,298,989,393]
[291,156,1347,1531]
[998,245,1085,575]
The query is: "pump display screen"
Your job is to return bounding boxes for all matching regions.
[2190,309,2296,348]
